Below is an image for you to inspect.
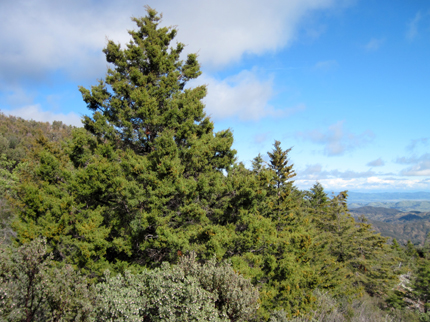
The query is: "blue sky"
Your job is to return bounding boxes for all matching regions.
[1,0,429,192]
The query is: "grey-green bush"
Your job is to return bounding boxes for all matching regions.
[0,237,95,322]
[178,253,260,321]
[95,252,259,321]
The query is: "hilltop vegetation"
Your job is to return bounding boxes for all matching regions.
[0,113,74,242]
[1,8,430,321]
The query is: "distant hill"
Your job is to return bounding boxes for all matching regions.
[350,206,402,216]
[398,214,423,221]
[349,200,430,212]
[368,201,430,212]
[350,206,430,245]
[369,220,430,246]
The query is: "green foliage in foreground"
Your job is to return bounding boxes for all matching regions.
[0,238,258,322]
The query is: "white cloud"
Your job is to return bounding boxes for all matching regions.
[297,163,379,181]
[0,0,129,85]
[296,176,430,192]
[396,153,430,176]
[166,0,348,68]
[199,70,305,121]
[296,120,374,156]
[367,158,384,167]
[2,105,82,127]
[0,0,351,85]
[200,71,274,120]
[365,38,384,51]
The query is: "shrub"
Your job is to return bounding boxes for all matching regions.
[0,237,95,321]
[95,252,259,321]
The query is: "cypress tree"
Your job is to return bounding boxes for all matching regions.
[12,7,236,274]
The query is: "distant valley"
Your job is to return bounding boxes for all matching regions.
[349,200,430,212]
[350,205,430,245]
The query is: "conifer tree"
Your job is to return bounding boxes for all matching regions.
[413,257,430,313]
[320,192,398,297]
[266,141,298,221]
[304,183,351,297]
[12,7,236,274]
[251,153,264,174]
[305,182,329,212]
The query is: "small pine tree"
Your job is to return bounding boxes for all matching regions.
[251,153,265,174]
[413,257,430,313]
[266,140,297,221]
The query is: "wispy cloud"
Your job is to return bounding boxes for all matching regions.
[365,38,384,51]
[2,105,82,127]
[406,137,429,151]
[314,60,338,71]
[406,12,422,40]
[296,121,375,156]
[396,153,430,176]
[199,70,275,121]
[367,158,385,167]
[254,132,271,144]
[297,163,378,180]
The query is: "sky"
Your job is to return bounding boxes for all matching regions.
[0,0,429,193]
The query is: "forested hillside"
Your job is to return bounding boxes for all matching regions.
[1,8,429,322]
[0,114,73,242]
[350,206,430,245]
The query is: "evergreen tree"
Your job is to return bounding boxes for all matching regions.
[322,192,398,297]
[6,7,404,320]
[304,183,351,297]
[304,182,329,213]
[413,258,430,313]
[266,141,298,221]
[12,7,236,274]
[251,153,264,174]
[423,232,430,260]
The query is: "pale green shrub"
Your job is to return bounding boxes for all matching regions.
[0,237,95,321]
[178,252,260,321]
[95,252,260,321]
[96,264,223,321]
